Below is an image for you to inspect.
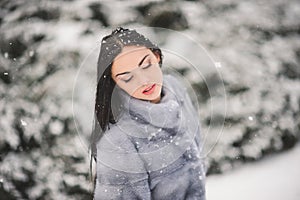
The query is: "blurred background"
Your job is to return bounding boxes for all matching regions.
[0,0,299,199]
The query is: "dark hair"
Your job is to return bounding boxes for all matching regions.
[89,27,163,179]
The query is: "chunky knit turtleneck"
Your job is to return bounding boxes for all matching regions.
[116,74,184,135]
[97,74,203,168]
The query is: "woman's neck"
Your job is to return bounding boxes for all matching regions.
[149,89,165,104]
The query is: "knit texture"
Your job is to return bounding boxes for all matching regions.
[94,74,206,200]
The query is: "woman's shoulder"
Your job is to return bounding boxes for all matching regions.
[163,73,188,92]
[163,73,190,103]
[96,124,136,153]
[163,73,179,84]
[96,124,147,173]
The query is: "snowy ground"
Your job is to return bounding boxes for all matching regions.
[206,142,300,200]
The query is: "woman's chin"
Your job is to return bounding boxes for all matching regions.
[148,90,162,103]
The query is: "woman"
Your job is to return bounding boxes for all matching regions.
[91,27,206,200]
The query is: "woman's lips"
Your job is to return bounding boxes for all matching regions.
[142,84,156,95]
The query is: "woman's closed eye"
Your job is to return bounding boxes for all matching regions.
[120,60,154,83]
[123,75,133,83]
[142,60,152,69]
[141,62,152,69]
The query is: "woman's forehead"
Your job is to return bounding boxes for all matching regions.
[113,46,152,66]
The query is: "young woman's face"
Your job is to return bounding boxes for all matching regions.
[111,46,163,103]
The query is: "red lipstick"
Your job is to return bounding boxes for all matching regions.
[142,84,156,95]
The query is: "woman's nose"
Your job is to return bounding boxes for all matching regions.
[135,71,150,86]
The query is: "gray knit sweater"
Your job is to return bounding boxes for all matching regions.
[94,74,206,200]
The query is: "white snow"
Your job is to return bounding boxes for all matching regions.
[206,143,300,200]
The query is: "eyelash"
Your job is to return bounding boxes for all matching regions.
[142,62,151,69]
[124,76,133,83]
[123,61,152,83]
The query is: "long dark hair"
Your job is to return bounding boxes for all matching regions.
[89,27,163,184]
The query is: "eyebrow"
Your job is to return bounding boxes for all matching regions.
[115,54,150,77]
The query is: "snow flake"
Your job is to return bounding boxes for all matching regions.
[4,52,8,58]
[4,72,8,75]
[150,132,156,137]
[248,116,254,121]
[215,62,222,68]
[135,141,139,145]
[20,119,27,126]
[117,188,122,195]
[29,51,34,57]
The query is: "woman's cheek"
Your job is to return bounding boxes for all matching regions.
[153,68,163,84]
[126,83,143,97]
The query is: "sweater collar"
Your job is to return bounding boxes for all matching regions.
[116,75,184,130]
